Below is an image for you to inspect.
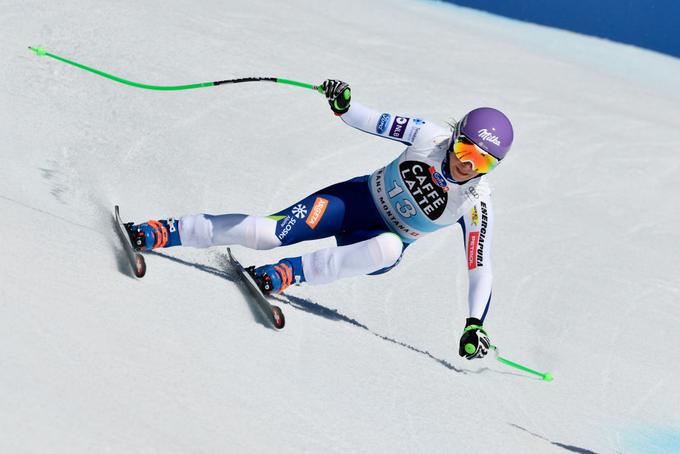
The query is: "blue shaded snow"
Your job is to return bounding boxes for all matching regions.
[625,427,680,454]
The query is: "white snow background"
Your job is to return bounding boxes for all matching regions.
[1,0,680,452]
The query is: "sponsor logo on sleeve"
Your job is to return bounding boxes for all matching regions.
[305,197,329,229]
[389,116,410,139]
[467,232,479,270]
[376,113,391,134]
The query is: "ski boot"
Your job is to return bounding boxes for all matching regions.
[125,218,181,251]
[247,257,304,295]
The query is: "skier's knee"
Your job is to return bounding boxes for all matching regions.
[250,216,281,250]
[179,214,214,248]
[207,214,281,250]
[373,233,404,268]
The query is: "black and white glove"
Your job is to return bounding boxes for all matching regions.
[320,79,351,115]
[458,317,491,360]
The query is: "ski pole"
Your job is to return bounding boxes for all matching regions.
[489,345,553,381]
[28,46,321,93]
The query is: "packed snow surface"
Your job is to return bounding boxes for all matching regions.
[1,0,679,452]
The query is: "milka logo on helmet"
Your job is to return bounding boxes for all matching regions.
[376,113,391,134]
[477,129,501,146]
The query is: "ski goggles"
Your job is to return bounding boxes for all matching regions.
[451,134,499,174]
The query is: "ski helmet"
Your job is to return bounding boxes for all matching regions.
[457,107,514,160]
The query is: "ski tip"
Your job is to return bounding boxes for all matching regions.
[134,254,147,278]
[272,306,285,329]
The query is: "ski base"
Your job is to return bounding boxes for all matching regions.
[227,247,285,330]
[114,205,146,278]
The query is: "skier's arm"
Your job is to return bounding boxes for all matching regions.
[340,101,438,146]
[320,79,435,146]
[458,196,494,322]
[456,195,494,359]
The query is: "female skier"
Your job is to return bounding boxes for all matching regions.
[126,79,514,360]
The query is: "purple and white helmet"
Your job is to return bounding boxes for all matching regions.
[457,107,514,160]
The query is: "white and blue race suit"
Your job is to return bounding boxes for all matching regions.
[176,101,495,322]
[338,102,495,321]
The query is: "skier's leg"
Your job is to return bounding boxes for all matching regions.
[127,213,281,251]
[179,214,281,250]
[334,229,410,275]
[301,232,405,285]
[254,231,405,294]
[128,181,353,252]
[179,187,349,250]
[252,176,405,293]
[128,175,404,291]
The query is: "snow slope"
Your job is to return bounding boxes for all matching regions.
[2,0,680,452]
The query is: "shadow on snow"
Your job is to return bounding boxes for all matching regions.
[138,249,525,378]
[509,423,600,454]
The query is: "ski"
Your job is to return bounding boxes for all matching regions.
[227,247,285,330]
[114,205,146,278]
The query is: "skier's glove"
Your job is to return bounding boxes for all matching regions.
[321,79,351,115]
[458,317,491,360]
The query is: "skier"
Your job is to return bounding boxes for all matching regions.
[126,79,514,360]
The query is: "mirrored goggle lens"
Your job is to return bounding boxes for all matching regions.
[452,136,499,173]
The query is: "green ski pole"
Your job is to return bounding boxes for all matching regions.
[28,46,321,93]
[490,345,553,381]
